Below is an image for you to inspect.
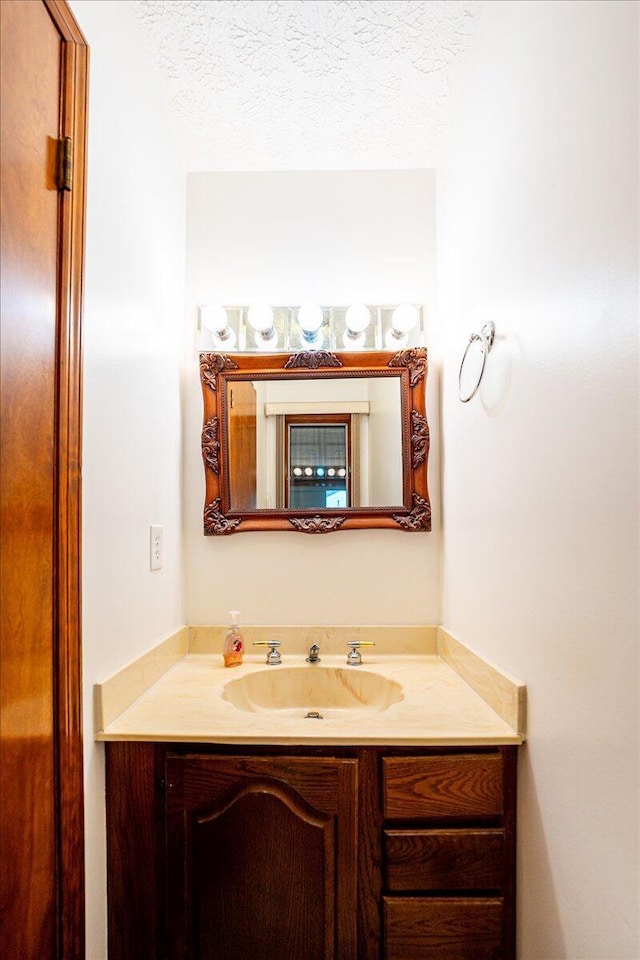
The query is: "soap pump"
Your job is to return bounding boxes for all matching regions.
[223,610,244,668]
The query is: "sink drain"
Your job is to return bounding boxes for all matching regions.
[304,711,323,719]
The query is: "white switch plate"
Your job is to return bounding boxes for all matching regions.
[150,525,163,571]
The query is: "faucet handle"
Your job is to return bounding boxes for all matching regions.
[253,639,282,665]
[346,640,375,666]
[306,643,321,663]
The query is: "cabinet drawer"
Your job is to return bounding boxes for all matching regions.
[384,897,503,960]
[384,828,505,891]
[383,755,503,819]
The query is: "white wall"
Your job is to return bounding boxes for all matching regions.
[368,376,404,505]
[185,171,441,625]
[70,2,187,956]
[437,2,639,957]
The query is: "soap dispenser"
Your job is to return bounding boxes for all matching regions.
[223,610,244,668]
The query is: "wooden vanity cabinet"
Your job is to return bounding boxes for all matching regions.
[105,744,517,960]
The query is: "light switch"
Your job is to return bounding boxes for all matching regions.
[150,525,163,570]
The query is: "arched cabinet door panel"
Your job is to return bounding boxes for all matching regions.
[165,755,358,960]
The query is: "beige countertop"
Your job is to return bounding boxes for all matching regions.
[96,637,524,746]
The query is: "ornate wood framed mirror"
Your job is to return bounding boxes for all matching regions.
[200,348,430,534]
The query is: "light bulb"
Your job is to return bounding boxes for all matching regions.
[385,305,418,349]
[316,467,325,477]
[293,467,303,477]
[345,303,371,334]
[297,302,324,348]
[247,302,277,348]
[201,303,229,334]
[297,302,324,334]
[247,302,274,333]
[337,467,346,478]
[200,303,236,347]
[327,468,336,477]
[304,467,313,477]
[391,303,418,334]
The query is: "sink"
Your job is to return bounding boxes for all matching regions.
[222,666,403,718]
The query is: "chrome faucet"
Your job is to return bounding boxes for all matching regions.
[306,643,321,663]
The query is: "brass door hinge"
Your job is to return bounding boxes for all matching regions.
[57,136,73,191]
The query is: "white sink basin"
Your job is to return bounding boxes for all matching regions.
[222,666,403,718]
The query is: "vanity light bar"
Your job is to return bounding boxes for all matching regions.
[198,303,424,353]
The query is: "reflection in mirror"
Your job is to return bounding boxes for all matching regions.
[200,349,430,534]
[286,416,350,509]
[226,377,403,512]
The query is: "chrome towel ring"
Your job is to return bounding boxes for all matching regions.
[457,321,496,403]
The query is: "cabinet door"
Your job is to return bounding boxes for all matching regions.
[165,754,358,960]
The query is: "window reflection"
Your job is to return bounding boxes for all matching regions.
[286,417,350,509]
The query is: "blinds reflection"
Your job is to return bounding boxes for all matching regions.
[289,425,347,466]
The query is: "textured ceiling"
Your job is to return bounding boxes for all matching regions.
[132,0,482,171]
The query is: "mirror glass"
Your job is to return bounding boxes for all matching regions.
[225,376,403,511]
[200,348,430,534]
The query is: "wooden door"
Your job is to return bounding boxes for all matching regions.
[227,380,257,510]
[284,413,353,508]
[165,754,358,960]
[0,2,87,958]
